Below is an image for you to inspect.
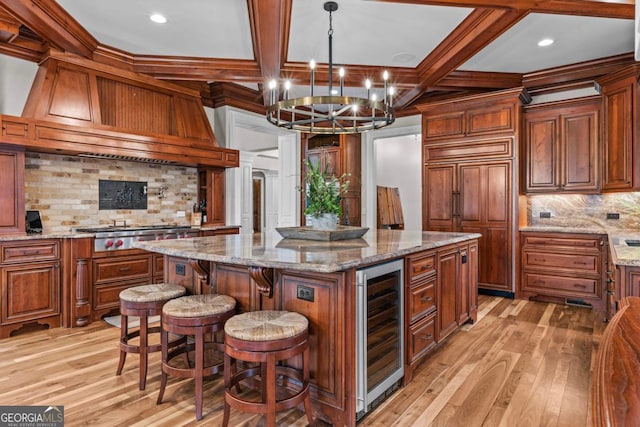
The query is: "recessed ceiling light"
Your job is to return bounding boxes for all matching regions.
[150,14,167,24]
[538,38,554,47]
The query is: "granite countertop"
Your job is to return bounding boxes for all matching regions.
[0,224,240,242]
[519,225,610,234]
[133,229,482,273]
[608,231,640,267]
[0,232,94,241]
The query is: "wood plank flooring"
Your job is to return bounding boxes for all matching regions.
[0,295,605,426]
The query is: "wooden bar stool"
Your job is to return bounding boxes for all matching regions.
[157,294,236,421]
[222,310,314,427]
[116,283,186,390]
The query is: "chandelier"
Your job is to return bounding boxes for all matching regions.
[265,1,396,134]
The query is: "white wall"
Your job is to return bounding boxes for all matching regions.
[0,54,38,115]
[375,134,422,230]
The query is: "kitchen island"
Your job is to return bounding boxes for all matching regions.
[135,229,480,426]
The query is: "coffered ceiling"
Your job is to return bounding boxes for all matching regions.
[0,0,635,113]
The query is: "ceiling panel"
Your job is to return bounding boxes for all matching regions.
[460,13,634,73]
[287,0,472,68]
[57,0,254,59]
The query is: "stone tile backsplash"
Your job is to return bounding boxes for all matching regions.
[527,193,640,229]
[25,153,198,233]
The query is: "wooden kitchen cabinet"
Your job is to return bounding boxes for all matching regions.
[523,97,600,193]
[301,133,361,226]
[422,100,516,141]
[597,65,640,192]
[197,167,226,226]
[0,148,25,235]
[91,249,154,320]
[404,240,477,382]
[418,88,525,295]
[424,160,512,292]
[0,239,61,337]
[519,231,606,311]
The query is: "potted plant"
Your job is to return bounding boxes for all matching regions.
[302,155,349,230]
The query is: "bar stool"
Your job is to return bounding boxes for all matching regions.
[157,294,236,421]
[116,283,186,390]
[222,310,314,427]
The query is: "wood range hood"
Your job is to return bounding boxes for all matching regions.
[0,52,238,168]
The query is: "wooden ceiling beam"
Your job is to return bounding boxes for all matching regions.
[374,0,633,19]
[132,56,262,83]
[434,70,523,90]
[396,8,527,109]
[0,0,97,58]
[0,8,20,43]
[247,0,292,105]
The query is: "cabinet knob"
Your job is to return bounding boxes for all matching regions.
[420,334,433,340]
[420,296,433,302]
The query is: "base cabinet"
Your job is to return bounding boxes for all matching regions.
[0,239,61,337]
[405,240,478,383]
[519,232,606,311]
[91,249,164,321]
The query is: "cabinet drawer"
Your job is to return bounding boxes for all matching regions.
[1,240,60,263]
[408,252,436,280]
[522,272,598,297]
[408,314,436,362]
[409,277,436,322]
[93,279,150,311]
[523,235,600,250]
[93,255,152,284]
[523,251,600,274]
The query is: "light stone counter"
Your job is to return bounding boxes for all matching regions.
[607,232,640,267]
[0,232,94,241]
[133,229,482,273]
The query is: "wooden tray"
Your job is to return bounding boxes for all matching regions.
[275,226,369,241]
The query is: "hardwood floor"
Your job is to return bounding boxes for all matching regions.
[0,295,605,426]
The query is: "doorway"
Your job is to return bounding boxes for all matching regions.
[252,172,265,233]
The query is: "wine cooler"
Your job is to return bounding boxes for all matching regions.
[356,259,404,420]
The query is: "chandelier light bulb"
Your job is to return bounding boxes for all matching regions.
[309,59,316,70]
[383,70,389,81]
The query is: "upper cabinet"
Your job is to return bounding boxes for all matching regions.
[597,65,640,192]
[0,148,25,235]
[301,133,361,227]
[522,97,600,194]
[423,100,518,142]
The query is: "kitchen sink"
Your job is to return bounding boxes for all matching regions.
[625,239,640,247]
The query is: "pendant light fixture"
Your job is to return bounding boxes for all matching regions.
[266,1,396,134]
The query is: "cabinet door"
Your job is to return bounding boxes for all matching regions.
[459,161,510,227]
[601,77,635,191]
[436,246,458,341]
[424,164,455,231]
[562,109,599,191]
[1,261,60,324]
[0,149,25,235]
[524,114,559,192]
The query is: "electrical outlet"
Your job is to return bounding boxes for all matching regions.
[539,212,551,218]
[607,212,620,220]
[297,285,314,302]
[176,210,186,217]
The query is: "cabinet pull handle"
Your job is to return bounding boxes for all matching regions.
[21,250,42,255]
[118,267,132,272]
[573,261,589,266]
[573,284,587,289]
[420,334,433,340]
[420,296,433,302]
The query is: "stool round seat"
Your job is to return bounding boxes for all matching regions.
[116,283,186,391]
[162,294,236,318]
[222,310,313,427]
[157,293,236,421]
[224,310,308,342]
[119,283,186,303]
